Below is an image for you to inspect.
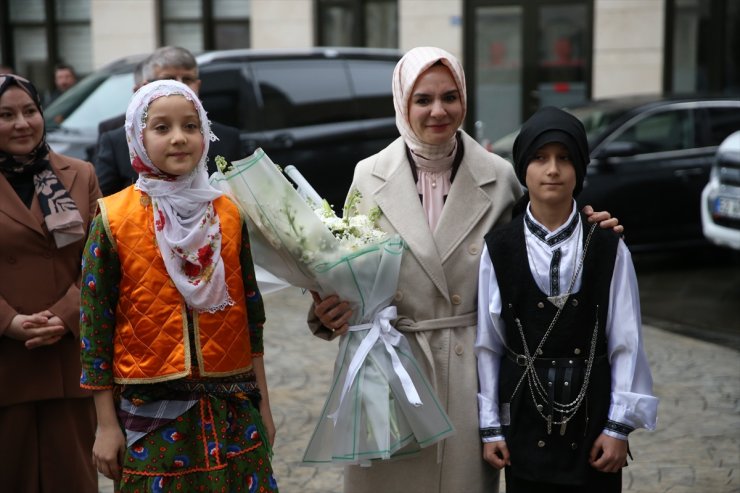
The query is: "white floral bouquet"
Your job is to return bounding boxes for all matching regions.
[210,149,454,466]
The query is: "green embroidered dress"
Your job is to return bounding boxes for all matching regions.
[80,215,278,492]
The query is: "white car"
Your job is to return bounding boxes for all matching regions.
[701,130,740,250]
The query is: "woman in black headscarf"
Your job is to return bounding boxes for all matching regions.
[0,74,101,493]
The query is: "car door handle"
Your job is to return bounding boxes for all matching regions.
[673,168,704,178]
[271,133,294,149]
[241,138,258,154]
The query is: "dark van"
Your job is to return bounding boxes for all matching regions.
[44,48,403,208]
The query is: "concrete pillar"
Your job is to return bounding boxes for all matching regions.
[592,0,665,98]
[91,0,158,69]
[251,0,313,49]
[399,0,463,61]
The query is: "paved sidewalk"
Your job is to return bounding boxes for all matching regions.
[99,287,740,492]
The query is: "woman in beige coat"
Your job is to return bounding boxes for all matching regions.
[0,74,101,493]
[311,47,618,493]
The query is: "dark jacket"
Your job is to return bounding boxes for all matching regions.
[97,113,125,136]
[93,121,244,196]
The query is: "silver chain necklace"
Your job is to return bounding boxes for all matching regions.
[509,222,598,435]
[525,216,582,306]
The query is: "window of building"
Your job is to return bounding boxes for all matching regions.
[56,0,92,78]
[0,0,92,94]
[316,0,398,48]
[666,0,740,94]
[464,0,592,143]
[159,0,251,53]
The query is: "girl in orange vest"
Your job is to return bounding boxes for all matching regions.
[80,80,278,492]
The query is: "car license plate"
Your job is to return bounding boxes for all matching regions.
[713,196,740,219]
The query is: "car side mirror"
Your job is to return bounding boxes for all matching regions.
[595,141,640,160]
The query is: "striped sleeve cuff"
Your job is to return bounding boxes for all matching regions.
[480,427,504,442]
[603,420,635,440]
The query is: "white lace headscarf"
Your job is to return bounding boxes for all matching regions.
[392,46,467,160]
[125,79,233,313]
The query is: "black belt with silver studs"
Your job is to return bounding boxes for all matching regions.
[505,347,606,368]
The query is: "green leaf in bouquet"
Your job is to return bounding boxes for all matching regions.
[343,188,362,219]
[368,206,382,225]
[214,155,232,174]
[280,199,319,264]
[320,199,334,217]
[342,189,383,229]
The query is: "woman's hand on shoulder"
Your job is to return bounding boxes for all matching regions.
[582,204,624,234]
[310,291,352,336]
[483,440,511,469]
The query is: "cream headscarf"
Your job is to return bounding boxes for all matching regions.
[392,46,467,160]
[125,79,233,313]
[392,47,467,230]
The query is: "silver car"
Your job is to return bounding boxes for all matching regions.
[701,130,740,250]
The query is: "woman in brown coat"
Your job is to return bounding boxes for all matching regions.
[0,74,101,493]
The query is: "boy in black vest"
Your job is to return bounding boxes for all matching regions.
[475,107,658,492]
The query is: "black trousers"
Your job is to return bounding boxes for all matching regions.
[504,465,622,493]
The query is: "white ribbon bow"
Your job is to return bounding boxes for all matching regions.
[328,306,423,423]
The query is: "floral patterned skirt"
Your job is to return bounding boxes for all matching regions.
[118,394,278,493]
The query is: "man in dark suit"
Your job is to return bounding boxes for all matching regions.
[94,46,244,196]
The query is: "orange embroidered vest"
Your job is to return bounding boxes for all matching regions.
[100,187,252,384]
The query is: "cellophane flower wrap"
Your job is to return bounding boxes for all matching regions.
[210,149,454,466]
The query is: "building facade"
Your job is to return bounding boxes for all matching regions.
[1,0,737,141]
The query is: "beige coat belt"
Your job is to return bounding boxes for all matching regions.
[395,312,477,332]
[395,311,477,463]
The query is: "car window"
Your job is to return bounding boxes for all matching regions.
[199,65,255,130]
[250,59,355,130]
[347,59,395,119]
[568,106,629,142]
[611,109,695,153]
[44,71,134,131]
[704,107,740,146]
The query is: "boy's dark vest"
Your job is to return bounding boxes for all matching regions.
[484,213,620,485]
